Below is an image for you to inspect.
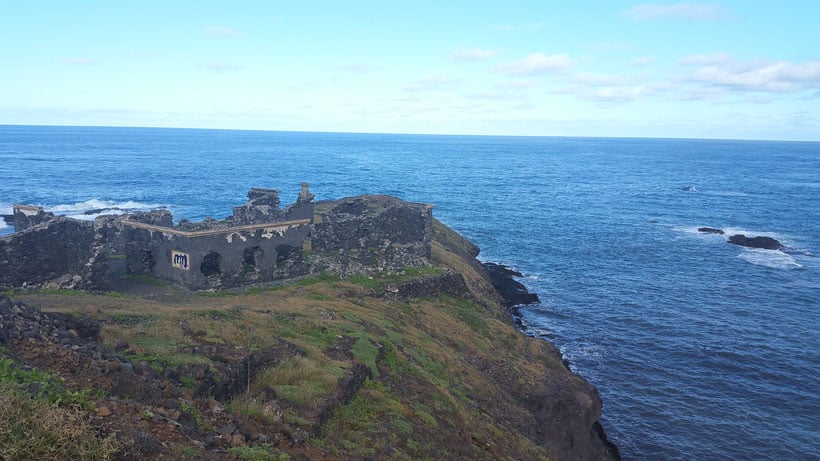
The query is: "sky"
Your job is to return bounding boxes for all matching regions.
[1,1,819,140]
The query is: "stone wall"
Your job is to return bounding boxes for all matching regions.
[125,221,311,290]
[0,217,96,289]
[309,196,433,275]
[0,187,435,292]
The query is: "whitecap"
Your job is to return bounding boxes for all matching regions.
[0,203,12,232]
[673,225,719,235]
[737,248,802,269]
[44,199,170,220]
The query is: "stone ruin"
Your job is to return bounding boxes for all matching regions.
[0,184,434,291]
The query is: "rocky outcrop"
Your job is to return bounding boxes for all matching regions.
[728,234,783,250]
[697,227,785,250]
[483,262,540,307]
[535,372,620,461]
[697,227,724,235]
[12,205,55,231]
[310,196,433,275]
[479,263,618,461]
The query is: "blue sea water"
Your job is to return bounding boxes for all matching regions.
[1,125,818,460]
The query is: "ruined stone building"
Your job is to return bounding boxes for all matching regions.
[0,184,434,291]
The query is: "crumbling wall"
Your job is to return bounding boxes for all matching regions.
[310,196,433,275]
[126,223,311,290]
[12,205,55,231]
[0,217,97,289]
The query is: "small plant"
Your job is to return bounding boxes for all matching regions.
[179,445,201,458]
[0,358,100,410]
[179,376,197,391]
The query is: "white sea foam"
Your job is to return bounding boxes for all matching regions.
[0,203,12,231]
[737,248,802,269]
[45,199,170,221]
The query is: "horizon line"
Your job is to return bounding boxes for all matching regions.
[0,122,817,144]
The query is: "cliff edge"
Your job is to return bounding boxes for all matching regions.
[0,191,618,460]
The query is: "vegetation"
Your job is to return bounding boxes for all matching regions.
[0,383,120,460]
[0,220,566,460]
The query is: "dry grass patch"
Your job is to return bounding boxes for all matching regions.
[253,356,346,405]
[0,384,122,460]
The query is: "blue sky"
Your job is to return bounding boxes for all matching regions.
[1,1,818,140]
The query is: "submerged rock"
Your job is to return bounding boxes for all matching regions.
[728,234,782,250]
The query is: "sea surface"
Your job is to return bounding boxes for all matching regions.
[1,125,818,460]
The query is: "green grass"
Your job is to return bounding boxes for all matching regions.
[128,273,171,287]
[351,336,380,377]
[0,357,103,410]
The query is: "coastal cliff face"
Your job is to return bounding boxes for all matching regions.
[0,194,618,460]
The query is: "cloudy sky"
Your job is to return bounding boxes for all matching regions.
[1,1,818,140]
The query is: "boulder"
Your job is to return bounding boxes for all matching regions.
[728,234,782,250]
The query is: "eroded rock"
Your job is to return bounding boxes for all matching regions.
[728,234,782,250]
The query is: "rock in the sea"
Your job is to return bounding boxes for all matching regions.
[728,234,782,250]
[483,262,540,306]
[697,227,724,235]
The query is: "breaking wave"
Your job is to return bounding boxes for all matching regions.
[45,199,170,221]
[737,248,802,269]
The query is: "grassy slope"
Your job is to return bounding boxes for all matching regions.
[2,220,567,460]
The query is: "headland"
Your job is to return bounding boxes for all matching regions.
[0,185,619,460]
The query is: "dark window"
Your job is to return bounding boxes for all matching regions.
[200,251,221,277]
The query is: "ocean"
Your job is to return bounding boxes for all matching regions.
[1,125,818,460]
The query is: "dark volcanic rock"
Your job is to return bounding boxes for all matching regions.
[536,372,621,461]
[728,234,782,250]
[483,262,539,307]
[698,227,725,235]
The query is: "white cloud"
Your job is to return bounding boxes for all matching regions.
[622,3,726,21]
[679,53,732,65]
[584,85,649,103]
[451,48,499,61]
[680,55,820,93]
[549,70,663,104]
[492,53,572,76]
[204,26,239,36]
[497,79,540,89]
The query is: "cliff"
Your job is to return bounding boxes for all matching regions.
[0,193,618,460]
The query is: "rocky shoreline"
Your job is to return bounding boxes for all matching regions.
[482,261,621,460]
